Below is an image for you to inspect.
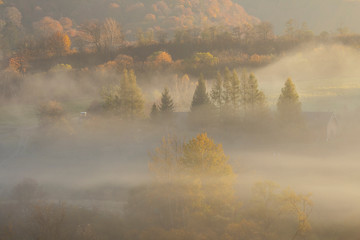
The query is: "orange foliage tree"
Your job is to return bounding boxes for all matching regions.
[46,32,71,57]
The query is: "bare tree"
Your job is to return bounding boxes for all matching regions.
[101,18,123,53]
[79,20,102,52]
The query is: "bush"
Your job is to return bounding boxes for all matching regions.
[37,100,65,127]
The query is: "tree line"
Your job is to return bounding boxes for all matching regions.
[99,68,303,131]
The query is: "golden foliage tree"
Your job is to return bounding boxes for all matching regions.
[277,78,303,125]
[46,31,71,57]
[129,133,236,231]
[101,69,144,119]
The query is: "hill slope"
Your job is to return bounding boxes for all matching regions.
[1,0,259,31]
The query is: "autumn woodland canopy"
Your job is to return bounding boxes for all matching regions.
[0,0,359,240]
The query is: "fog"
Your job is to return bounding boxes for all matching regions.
[1,43,360,230]
[254,43,360,111]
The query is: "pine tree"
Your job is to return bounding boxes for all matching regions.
[247,73,267,113]
[240,69,249,115]
[159,87,175,113]
[150,102,159,120]
[222,67,232,106]
[230,70,241,111]
[277,78,302,124]
[191,73,210,112]
[210,71,223,110]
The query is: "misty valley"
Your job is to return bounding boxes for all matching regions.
[1,0,360,239]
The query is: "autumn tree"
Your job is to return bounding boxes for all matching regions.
[222,67,232,111]
[247,181,313,240]
[254,21,274,41]
[282,188,313,240]
[277,78,302,125]
[244,73,268,123]
[128,133,236,232]
[59,17,73,31]
[102,69,144,119]
[101,18,123,53]
[46,31,71,56]
[229,70,241,112]
[185,52,219,75]
[8,55,28,74]
[146,51,173,69]
[33,17,63,37]
[4,7,22,27]
[1,8,24,52]
[210,71,224,111]
[240,69,249,115]
[79,20,102,52]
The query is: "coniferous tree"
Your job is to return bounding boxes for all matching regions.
[240,69,249,115]
[159,88,175,114]
[222,67,232,107]
[191,74,210,112]
[247,73,267,113]
[230,69,241,111]
[210,71,223,110]
[150,102,159,120]
[277,78,302,124]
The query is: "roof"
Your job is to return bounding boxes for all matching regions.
[303,112,337,128]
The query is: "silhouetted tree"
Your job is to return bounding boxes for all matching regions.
[191,74,210,112]
[150,102,160,120]
[159,88,175,114]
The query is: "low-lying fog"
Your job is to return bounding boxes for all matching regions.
[1,42,360,227]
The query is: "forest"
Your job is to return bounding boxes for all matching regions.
[1,0,360,239]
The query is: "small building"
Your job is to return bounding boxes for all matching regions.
[303,112,339,141]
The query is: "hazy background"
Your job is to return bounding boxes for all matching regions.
[238,0,360,33]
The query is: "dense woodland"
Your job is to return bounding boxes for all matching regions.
[1,0,360,240]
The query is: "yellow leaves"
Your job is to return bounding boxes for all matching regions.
[145,51,173,70]
[248,181,313,239]
[281,188,313,237]
[181,133,233,177]
[46,32,71,57]
[148,51,173,65]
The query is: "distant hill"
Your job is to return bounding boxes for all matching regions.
[236,0,360,34]
[1,0,260,32]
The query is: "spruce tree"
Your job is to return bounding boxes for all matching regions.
[159,88,175,113]
[191,73,210,112]
[150,102,160,120]
[277,78,302,124]
[210,71,223,110]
